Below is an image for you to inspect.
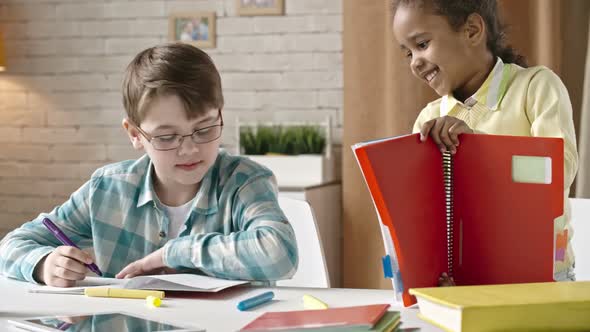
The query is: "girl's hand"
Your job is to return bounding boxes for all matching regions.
[437,272,456,287]
[34,246,93,287]
[116,248,175,279]
[420,116,473,154]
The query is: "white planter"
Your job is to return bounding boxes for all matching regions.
[246,154,335,188]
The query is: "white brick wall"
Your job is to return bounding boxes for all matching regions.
[0,0,343,227]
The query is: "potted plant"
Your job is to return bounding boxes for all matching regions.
[238,122,335,188]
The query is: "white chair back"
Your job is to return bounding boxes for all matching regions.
[276,197,330,288]
[570,198,590,281]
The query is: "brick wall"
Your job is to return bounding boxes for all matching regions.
[0,0,343,234]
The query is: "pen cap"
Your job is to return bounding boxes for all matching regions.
[146,295,162,308]
[302,294,328,310]
[237,291,275,311]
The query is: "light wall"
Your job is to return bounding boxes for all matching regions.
[0,0,343,235]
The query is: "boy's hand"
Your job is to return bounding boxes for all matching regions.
[437,272,456,287]
[420,116,473,154]
[116,248,174,279]
[34,246,92,287]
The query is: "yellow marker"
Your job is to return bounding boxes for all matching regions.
[146,295,162,308]
[302,294,328,310]
[84,288,165,300]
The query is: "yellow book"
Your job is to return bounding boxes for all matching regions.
[409,281,590,332]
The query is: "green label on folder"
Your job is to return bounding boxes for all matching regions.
[512,156,552,184]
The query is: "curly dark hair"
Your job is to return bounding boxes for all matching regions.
[391,0,527,67]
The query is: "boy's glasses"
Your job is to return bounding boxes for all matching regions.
[134,112,224,151]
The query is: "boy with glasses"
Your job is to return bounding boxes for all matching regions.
[0,43,298,287]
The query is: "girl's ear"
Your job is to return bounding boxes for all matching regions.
[464,13,487,47]
[122,118,145,151]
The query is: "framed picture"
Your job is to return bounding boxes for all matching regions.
[169,12,216,48]
[236,0,284,16]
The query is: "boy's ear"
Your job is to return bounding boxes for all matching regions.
[464,13,486,47]
[122,118,144,151]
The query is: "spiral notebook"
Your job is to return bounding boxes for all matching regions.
[353,133,563,307]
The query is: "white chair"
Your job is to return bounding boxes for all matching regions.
[276,196,330,288]
[570,198,590,281]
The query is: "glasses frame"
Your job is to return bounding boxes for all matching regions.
[134,111,224,151]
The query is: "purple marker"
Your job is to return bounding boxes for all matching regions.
[56,321,72,331]
[42,218,103,276]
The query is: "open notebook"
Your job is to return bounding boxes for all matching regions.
[29,274,249,295]
[353,133,563,306]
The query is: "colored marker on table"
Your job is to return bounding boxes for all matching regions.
[42,218,103,276]
[237,291,275,311]
[84,288,164,300]
[302,294,329,310]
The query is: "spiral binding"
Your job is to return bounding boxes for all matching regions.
[442,151,454,278]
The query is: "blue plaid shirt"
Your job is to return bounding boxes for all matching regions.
[0,150,298,283]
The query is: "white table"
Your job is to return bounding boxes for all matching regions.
[0,277,440,331]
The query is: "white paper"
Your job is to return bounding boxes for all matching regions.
[29,274,249,295]
[123,274,248,292]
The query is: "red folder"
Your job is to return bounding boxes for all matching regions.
[353,133,563,306]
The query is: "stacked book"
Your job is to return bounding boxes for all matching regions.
[411,281,590,331]
[240,304,400,331]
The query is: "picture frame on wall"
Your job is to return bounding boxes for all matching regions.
[236,0,284,16]
[169,12,216,48]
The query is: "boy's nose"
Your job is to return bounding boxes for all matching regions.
[177,137,200,155]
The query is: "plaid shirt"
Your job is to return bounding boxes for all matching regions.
[0,150,298,283]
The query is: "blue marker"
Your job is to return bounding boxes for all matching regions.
[237,291,275,311]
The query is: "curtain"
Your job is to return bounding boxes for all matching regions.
[576,20,590,198]
[342,0,436,289]
[343,0,590,289]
